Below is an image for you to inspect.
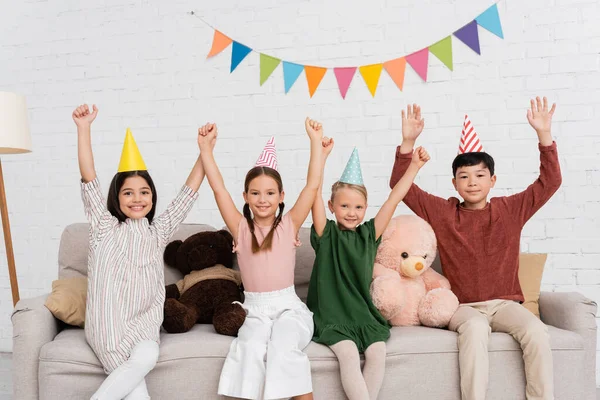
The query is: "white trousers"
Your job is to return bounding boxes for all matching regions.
[91,340,159,400]
[218,285,314,400]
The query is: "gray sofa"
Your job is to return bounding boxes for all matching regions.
[12,222,598,399]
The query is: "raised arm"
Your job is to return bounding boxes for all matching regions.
[506,96,562,224]
[184,131,206,192]
[311,136,334,237]
[289,118,325,233]
[375,147,430,239]
[390,104,424,187]
[198,123,243,240]
[73,104,99,183]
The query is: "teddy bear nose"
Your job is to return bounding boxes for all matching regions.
[415,262,424,271]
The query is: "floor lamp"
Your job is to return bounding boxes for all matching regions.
[0,92,32,306]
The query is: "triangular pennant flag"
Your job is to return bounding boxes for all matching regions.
[255,136,278,170]
[283,62,304,93]
[230,42,252,73]
[454,20,481,55]
[207,30,233,58]
[333,67,357,99]
[458,115,484,154]
[405,48,429,81]
[476,4,504,39]
[118,128,147,172]
[340,147,364,185]
[359,64,383,97]
[260,54,281,85]
[429,36,453,70]
[305,66,327,98]
[383,57,407,91]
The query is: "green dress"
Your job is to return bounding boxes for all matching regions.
[307,218,391,352]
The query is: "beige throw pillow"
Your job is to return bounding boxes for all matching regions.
[518,253,547,318]
[44,276,88,327]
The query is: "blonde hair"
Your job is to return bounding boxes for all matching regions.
[330,181,368,203]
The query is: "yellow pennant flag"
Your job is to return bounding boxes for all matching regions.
[359,64,383,97]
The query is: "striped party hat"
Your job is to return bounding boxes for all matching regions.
[255,136,278,170]
[458,115,483,154]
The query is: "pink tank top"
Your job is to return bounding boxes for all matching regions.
[235,213,299,293]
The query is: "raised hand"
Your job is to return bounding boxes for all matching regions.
[411,146,430,168]
[527,96,556,135]
[402,104,424,142]
[321,136,334,158]
[72,104,98,128]
[198,123,217,151]
[305,117,323,141]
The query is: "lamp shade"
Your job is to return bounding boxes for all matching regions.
[0,92,32,154]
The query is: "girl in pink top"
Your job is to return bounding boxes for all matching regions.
[198,119,332,400]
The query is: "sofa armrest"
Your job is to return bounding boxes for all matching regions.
[539,291,597,400]
[12,294,61,400]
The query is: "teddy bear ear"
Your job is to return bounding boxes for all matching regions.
[216,229,234,245]
[164,240,183,266]
[382,226,396,242]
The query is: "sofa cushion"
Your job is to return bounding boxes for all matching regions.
[38,324,585,400]
[40,323,583,369]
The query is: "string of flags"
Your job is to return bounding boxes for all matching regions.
[201,2,504,99]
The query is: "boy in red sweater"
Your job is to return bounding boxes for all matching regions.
[389,97,561,400]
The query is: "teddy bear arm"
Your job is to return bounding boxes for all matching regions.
[165,283,181,299]
[373,262,398,279]
[421,268,451,291]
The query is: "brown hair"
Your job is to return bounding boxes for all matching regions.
[243,166,285,253]
[107,170,157,223]
[330,181,368,203]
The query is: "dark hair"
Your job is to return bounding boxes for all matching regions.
[452,152,495,177]
[107,170,157,223]
[243,166,285,253]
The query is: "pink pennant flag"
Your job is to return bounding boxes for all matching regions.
[334,67,356,99]
[405,48,429,82]
[255,136,278,170]
[458,115,484,154]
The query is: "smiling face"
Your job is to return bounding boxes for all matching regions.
[242,167,284,226]
[118,175,154,219]
[328,183,368,230]
[452,162,496,210]
[243,175,284,224]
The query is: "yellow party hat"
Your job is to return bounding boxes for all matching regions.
[117,128,147,172]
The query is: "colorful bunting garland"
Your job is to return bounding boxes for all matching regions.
[202,2,504,99]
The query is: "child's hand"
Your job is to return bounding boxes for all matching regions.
[411,146,430,168]
[321,136,334,158]
[72,104,98,128]
[305,117,323,141]
[527,96,556,135]
[198,123,217,151]
[402,104,424,142]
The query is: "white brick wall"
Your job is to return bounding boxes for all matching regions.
[1,0,599,384]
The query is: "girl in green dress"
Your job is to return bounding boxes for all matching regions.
[307,118,430,400]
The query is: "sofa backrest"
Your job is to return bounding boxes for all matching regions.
[57,223,316,300]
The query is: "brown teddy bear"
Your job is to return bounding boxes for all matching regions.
[163,229,246,336]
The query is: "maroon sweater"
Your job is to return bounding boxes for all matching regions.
[390,143,562,304]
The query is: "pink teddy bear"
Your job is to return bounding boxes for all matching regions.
[371,215,459,327]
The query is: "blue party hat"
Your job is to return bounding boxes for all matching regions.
[339,147,364,185]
